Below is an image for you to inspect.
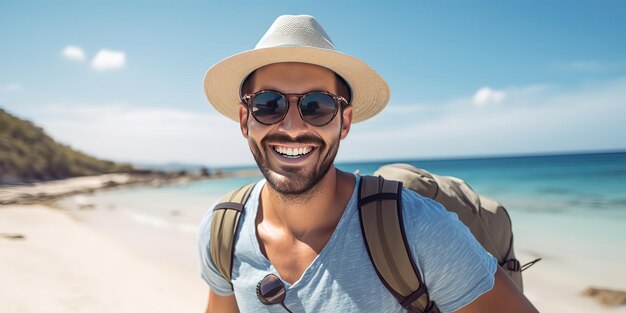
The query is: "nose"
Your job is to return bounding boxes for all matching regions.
[278,95,308,134]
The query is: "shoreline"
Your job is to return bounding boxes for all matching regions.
[1,172,625,312]
[0,169,260,205]
[0,171,258,312]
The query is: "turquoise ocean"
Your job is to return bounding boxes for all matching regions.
[66,151,626,288]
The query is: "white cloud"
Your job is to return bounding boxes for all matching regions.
[0,83,22,92]
[341,77,626,162]
[472,87,506,107]
[20,103,251,166]
[61,45,86,62]
[91,49,126,71]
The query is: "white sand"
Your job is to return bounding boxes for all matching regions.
[520,251,626,313]
[1,177,624,312]
[0,205,207,313]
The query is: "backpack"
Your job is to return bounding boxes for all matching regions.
[208,163,540,313]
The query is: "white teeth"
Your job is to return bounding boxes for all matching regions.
[273,145,313,158]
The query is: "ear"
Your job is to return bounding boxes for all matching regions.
[339,105,353,140]
[239,104,249,139]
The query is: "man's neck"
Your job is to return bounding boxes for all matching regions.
[259,167,356,240]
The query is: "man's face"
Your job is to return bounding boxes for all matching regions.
[239,62,353,196]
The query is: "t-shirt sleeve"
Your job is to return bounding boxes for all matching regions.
[402,189,498,313]
[197,201,235,296]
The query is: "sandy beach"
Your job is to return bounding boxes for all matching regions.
[0,204,207,313]
[1,174,625,313]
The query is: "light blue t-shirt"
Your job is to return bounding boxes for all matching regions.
[198,176,497,313]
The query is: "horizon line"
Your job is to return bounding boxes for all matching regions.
[185,147,626,170]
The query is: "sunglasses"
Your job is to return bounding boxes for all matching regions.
[256,273,293,313]
[242,90,349,126]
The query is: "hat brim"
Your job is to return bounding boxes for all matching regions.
[203,46,390,124]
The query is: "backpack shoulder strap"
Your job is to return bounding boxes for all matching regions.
[209,182,256,283]
[358,175,439,313]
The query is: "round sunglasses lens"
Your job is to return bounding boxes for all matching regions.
[300,93,337,126]
[256,274,286,305]
[251,91,288,124]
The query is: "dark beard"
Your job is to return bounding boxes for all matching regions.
[249,132,339,198]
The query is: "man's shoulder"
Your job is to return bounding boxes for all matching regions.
[397,186,464,237]
[198,179,265,233]
[399,187,448,217]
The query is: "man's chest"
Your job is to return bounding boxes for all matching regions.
[230,209,406,313]
[255,223,335,285]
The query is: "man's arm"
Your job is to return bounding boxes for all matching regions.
[454,266,539,313]
[204,290,239,313]
[198,199,242,313]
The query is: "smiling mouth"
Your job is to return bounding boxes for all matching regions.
[270,144,316,159]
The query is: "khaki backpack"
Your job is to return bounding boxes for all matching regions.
[208,163,540,313]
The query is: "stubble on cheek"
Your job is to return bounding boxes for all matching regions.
[247,134,338,197]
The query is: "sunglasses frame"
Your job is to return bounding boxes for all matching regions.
[241,90,349,127]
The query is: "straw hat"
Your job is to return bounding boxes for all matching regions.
[203,14,390,124]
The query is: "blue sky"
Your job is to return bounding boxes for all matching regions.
[1,0,625,166]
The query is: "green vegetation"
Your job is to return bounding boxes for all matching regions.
[0,107,136,184]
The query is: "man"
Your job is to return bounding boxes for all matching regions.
[198,15,539,313]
